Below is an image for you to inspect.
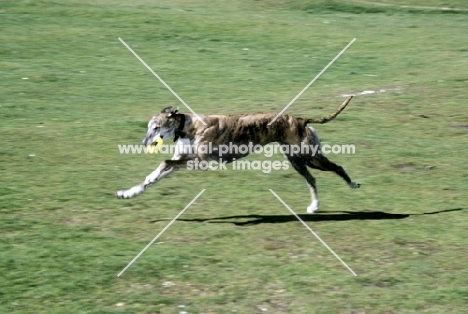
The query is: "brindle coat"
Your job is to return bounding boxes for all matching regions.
[117,96,360,213]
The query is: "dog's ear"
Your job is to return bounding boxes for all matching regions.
[161,106,174,114]
[165,106,180,118]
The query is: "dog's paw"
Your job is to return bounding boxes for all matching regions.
[116,190,129,199]
[350,182,361,189]
[307,201,319,214]
[116,185,145,199]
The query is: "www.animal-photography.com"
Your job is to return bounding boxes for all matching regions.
[2,1,467,313]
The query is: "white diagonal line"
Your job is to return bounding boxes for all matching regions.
[268,38,356,125]
[118,37,207,125]
[117,189,206,277]
[269,189,357,276]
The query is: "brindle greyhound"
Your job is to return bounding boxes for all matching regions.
[116,96,360,213]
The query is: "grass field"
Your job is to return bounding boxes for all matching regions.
[1,0,468,313]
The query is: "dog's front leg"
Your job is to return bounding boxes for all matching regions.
[116,140,193,199]
[116,162,175,199]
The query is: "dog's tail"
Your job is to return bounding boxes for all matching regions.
[305,95,353,124]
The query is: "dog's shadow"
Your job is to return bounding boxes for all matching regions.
[150,208,465,226]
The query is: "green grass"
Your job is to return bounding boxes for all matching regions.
[1,0,468,313]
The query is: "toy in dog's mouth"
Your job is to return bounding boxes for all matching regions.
[147,136,164,153]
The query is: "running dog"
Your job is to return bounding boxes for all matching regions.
[116,96,360,213]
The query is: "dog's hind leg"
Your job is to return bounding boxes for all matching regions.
[305,155,360,189]
[282,147,320,213]
[300,126,360,189]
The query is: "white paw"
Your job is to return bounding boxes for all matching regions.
[307,201,319,214]
[116,185,144,199]
[116,190,128,199]
[350,182,361,189]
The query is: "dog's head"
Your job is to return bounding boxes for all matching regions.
[141,106,180,146]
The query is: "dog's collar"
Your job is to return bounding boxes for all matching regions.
[173,114,186,142]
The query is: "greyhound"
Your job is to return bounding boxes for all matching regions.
[116,96,360,213]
